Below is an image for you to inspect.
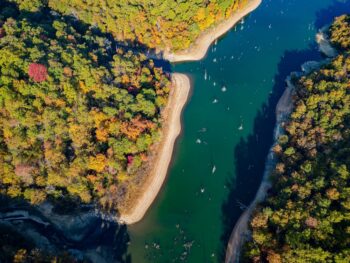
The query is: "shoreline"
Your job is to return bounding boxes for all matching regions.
[225,81,294,263]
[119,0,262,225]
[119,74,191,224]
[164,0,262,62]
[225,26,338,262]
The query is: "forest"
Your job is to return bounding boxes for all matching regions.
[9,0,246,51]
[0,0,252,214]
[243,15,350,263]
[0,0,172,213]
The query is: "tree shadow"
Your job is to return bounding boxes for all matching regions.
[314,0,350,29]
[219,47,322,261]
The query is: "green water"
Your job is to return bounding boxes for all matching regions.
[127,1,350,262]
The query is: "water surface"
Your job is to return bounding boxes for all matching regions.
[127,1,350,262]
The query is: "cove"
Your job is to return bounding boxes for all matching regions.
[127,0,350,262]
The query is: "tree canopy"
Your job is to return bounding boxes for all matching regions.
[9,0,246,51]
[0,2,171,211]
[243,15,350,263]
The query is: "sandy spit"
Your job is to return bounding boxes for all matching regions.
[119,74,191,224]
[119,0,263,225]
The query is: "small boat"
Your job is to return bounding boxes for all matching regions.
[221,86,227,92]
[204,69,207,80]
[238,124,244,130]
[212,165,216,174]
[200,188,205,193]
[196,139,201,144]
[212,99,218,104]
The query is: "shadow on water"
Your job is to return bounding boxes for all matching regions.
[2,0,350,262]
[314,0,350,29]
[219,2,350,261]
[219,47,322,261]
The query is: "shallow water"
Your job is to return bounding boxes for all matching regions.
[127,1,350,262]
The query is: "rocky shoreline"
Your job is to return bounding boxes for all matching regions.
[0,198,128,262]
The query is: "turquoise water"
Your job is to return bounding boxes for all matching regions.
[127,1,350,262]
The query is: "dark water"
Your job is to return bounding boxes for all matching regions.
[127,1,350,262]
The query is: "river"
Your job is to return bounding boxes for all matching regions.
[126,0,350,262]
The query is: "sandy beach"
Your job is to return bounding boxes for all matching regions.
[164,0,262,62]
[119,0,262,225]
[119,74,191,224]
